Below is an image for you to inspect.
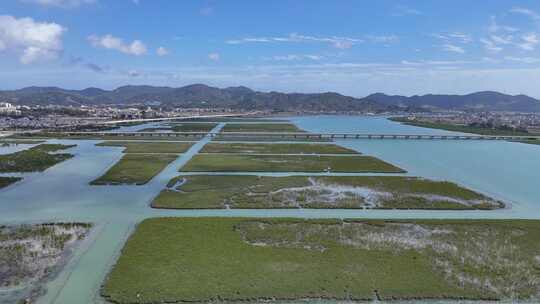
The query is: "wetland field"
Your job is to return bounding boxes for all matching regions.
[1,116,540,304]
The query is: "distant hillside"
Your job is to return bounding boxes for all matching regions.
[363,91,540,112]
[1,84,539,112]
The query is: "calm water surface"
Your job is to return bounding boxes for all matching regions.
[0,116,539,304]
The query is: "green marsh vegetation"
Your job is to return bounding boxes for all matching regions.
[152,175,503,210]
[91,153,178,185]
[0,144,75,173]
[96,141,194,153]
[102,218,540,303]
[222,123,305,133]
[168,122,218,132]
[181,154,405,173]
[0,223,91,303]
[0,177,22,189]
[212,135,332,142]
[390,117,533,136]
[201,143,359,154]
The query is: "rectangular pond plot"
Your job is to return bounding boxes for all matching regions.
[101,218,540,303]
[180,154,405,173]
[151,175,504,210]
[221,123,306,133]
[91,153,178,185]
[200,143,360,154]
[96,141,195,154]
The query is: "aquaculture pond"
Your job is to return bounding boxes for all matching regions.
[0,116,539,304]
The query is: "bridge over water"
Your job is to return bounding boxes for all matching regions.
[25,131,540,141]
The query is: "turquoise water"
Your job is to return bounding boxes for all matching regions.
[0,116,539,304]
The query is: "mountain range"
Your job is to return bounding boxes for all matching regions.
[1,84,539,112]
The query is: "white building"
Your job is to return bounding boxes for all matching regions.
[0,102,21,115]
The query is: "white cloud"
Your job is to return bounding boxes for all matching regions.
[208,53,220,61]
[505,56,540,63]
[88,34,147,56]
[518,33,539,51]
[480,38,503,53]
[510,7,540,21]
[268,54,324,61]
[226,33,362,49]
[128,69,140,77]
[433,32,473,44]
[488,16,518,34]
[391,5,422,16]
[367,35,399,44]
[0,15,66,64]
[156,47,169,56]
[442,44,465,54]
[21,0,96,7]
[490,34,513,45]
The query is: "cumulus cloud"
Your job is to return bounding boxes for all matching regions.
[21,0,96,8]
[480,38,503,53]
[88,34,147,56]
[0,15,66,64]
[208,53,220,61]
[156,46,169,56]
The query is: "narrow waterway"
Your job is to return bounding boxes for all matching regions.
[0,116,539,303]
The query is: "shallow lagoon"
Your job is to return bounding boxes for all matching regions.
[0,116,539,304]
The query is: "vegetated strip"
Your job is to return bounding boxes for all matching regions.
[101,217,540,303]
[389,117,533,136]
[96,141,194,153]
[91,153,178,185]
[0,177,22,189]
[1,223,92,304]
[212,135,332,142]
[0,144,75,173]
[201,143,359,154]
[152,175,503,210]
[221,123,305,133]
[10,133,205,141]
[181,154,405,173]
[168,123,218,132]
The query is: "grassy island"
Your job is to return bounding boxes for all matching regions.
[222,123,305,133]
[389,117,533,136]
[0,144,75,173]
[201,143,359,154]
[168,122,218,132]
[181,154,405,173]
[102,218,540,303]
[0,177,22,189]
[96,141,194,153]
[1,223,91,303]
[152,175,503,210]
[91,153,178,185]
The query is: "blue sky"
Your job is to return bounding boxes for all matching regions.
[2,0,540,97]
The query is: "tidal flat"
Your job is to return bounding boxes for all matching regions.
[91,153,178,185]
[181,154,405,173]
[0,144,75,173]
[0,223,91,304]
[102,218,540,303]
[96,141,194,153]
[152,175,504,210]
[201,142,360,154]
